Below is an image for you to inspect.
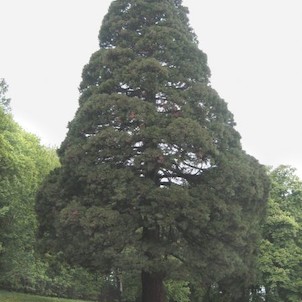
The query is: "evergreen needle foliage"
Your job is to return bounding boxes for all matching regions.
[36,1,270,301]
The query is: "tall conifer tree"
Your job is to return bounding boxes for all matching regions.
[36,1,269,301]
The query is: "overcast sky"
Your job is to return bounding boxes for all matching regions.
[1,0,302,177]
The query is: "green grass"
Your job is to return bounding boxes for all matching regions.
[0,290,92,302]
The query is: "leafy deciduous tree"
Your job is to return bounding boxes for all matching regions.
[0,95,59,290]
[0,78,11,113]
[257,166,302,302]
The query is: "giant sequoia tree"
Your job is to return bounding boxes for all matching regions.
[36,1,269,301]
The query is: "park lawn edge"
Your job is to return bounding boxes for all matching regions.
[0,290,92,302]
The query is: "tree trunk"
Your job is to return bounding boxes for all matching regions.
[141,270,166,302]
[265,287,270,302]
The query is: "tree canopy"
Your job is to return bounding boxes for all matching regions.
[0,82,59,290]
[0,78,11,113]
[36,1,270,301]
[257,166,302,302]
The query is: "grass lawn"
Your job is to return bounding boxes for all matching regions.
[0,290,92,302]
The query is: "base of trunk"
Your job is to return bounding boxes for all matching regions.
[141,270,165,302]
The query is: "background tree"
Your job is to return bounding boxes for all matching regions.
[0,78,11,113]
[0,84,60,291]
[36,1,270,302]
[255,166,302,302]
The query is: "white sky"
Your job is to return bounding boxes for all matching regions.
[1,0,302,177]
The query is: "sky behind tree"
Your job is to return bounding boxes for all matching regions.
[1,0,302,177]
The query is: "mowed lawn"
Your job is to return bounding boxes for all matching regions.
[0,290,91,302]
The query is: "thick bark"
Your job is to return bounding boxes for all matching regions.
[141,270,166,302]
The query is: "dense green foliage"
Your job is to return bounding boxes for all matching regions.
[0,81,104,300]
[0,104,59,291]
[202,166,302,302]
[191,165,302,302]
[36,1,269,301]
[256,166,302,302]
[3,2,302,302]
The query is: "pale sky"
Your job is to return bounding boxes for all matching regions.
[1,0,302,177]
